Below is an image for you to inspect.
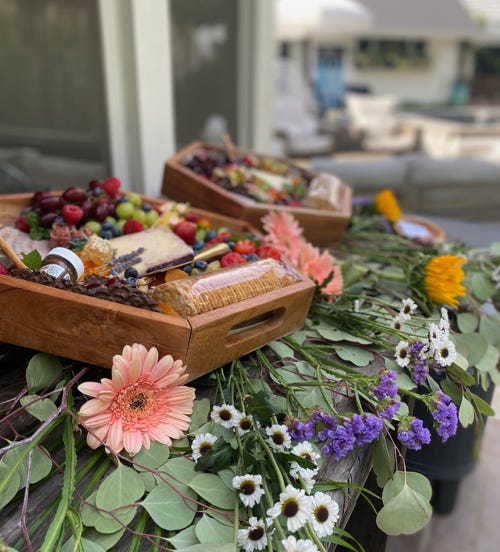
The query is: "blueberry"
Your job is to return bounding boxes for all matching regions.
[92,186,102,197]
[54,215,64,223]
[246,253,259,262]
[194,260,208,271]
[99,230,114,240]
[241,254,249,260]
[193,240,205,251]
[117,196,128,203]
[206,229,216,240]
[228,241,235,250]
[102,221,115,231]
[124,267,139,279]
[141,203,152,212]
[125,276,137,286]
[181,264,193,275]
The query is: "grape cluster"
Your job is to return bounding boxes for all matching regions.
[16,178,160,241]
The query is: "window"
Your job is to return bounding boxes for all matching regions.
[354,39,430,70]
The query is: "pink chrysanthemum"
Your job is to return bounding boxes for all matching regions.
[261,210,304,264]
[298,241,343,297]
[77,344,195,456]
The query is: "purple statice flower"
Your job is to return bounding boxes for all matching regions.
[431,391,458,442]
[378,398,401,420]
[397,417,431,451]
[409,340,425,356]
[318,418,356,461]
[372,369,398,400]
[413,358,429,386]
[288,418,315,442]
[351,413,384,446]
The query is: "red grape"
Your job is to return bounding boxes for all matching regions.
[62,186,86,204]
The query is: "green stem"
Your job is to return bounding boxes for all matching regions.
[128,509,149,552]
[39,413,76,552]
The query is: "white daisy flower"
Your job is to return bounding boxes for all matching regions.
[391,313,408,330]
[395,341,411,367]
[265,424,292,450]
[281,535,319,552]
[211,403,239,429]
[310,491,340,537]
[428,322,447,344]
[433,338,457,367]
[191,433,217,462]
[400,298,417,317]
[237,517,268,552]
[232,474,265,507]
[290,466,317,493]
[233,411,254,436]
[438,307,450,334]
[266,484,312,532]
[291,441,321,464]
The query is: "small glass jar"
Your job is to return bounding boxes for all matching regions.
[39,247,84,282]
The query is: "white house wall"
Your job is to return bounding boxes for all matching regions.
[342,38,461,105]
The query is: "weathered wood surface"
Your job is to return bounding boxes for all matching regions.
[0,343,383,551]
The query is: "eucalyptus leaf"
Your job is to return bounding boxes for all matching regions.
[447,363,475,386]
[289,330,309,345]
[156,457,197,491]
[440,379,462,406]
[19,395,57,422]
[467,392,495,417]
[395,372,416,391]
[188,473,235,509]
[168,525,199,549]
[133,441,170,472]
[176,544,236,552]
[336,345,374,367]
[471,272,496,301]
[268,340,295,360]
[457,312,479,333]
[458,397,475,428]
[454,333,488,368]
[0,463,21,509]
[141,482,197,530]
[139,471,157,492]
[480,314,500,346]
[218,468,237,491]
[81,527,126,550]
[189,398,211,432]
[373,436,395,488]
[81,492,135,534]
[194,514,234,544]
[25,353,62,393]
[296,387,333,412]
[3,444,52,487]
[377,471,432,535]
[476,345,500,374]
[95,465,145,511]
[315,327,371,345]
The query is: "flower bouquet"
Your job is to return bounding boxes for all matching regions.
[1,191,499,552]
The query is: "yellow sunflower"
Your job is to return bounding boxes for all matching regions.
[374,189,402,223]
[424,255,466,309]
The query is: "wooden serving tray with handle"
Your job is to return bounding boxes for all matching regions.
[0,193,315,382]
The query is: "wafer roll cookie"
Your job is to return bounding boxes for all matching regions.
[152,259,301,317]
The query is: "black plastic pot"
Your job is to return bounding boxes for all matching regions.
[405,380,495,515]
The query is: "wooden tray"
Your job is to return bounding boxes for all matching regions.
[162,141,353,247]
[0,194,315,382]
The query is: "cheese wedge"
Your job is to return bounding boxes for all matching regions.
[109,226,193,276]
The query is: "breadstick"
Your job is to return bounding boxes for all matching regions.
[0,235,29,269]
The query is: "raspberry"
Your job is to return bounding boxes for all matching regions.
[256,244,281,261]
[102,177,121,197]
[123,219,144,234]
[0,263,9,275]
[62,204,84,225]
[220,252,247,267]
[172,221,197,245]
[234,239,256,255]
[184,212,199,223]
[15,214,30,233]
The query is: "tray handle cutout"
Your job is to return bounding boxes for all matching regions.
[225,307,286,347]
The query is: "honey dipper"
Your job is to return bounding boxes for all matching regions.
[0,235,29,270]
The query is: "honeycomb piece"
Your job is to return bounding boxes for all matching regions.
[79,234,114,265]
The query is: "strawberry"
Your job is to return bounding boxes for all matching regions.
[184,212,199,223]
[62,204,84,226]
[15,214,30,233]
[220,252,247,267]
[173,221,197,245]
[234,239,257,255]
[0,263,9,275]
[123,219,144,234]
[102,177,121,197]
[256,244,281,261]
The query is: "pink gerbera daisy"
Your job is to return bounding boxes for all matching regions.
[298,241,343,297]
[261,210,304,264]
[77,343,195,456]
